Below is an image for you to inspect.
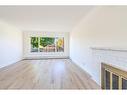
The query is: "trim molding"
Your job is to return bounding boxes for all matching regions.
[69,58,101,88]
[23,56,69,60]
[0,59,23,70]
[70,58,93,79]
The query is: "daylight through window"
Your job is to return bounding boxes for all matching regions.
[31,37,64,52]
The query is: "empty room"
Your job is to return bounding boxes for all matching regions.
[0,5,127,90]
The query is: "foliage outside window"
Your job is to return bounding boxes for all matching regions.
[31,37,64,52]
[31,37,39,52]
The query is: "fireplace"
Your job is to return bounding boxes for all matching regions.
[101,63,127,89]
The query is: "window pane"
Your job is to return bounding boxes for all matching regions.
[105,70,110,89]
[122,78,127,89]
[31,37,64,52]
[31,37,38,52]
[56,37,64,52]
[112,74,119,89]
[39,37,55,52]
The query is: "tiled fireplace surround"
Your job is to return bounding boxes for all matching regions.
[91,47,127,85]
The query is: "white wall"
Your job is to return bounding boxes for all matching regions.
[0,20,23,68]
[70,6,127,85]
[23,31,69,59]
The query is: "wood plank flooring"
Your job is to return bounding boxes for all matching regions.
[0,59,100,89]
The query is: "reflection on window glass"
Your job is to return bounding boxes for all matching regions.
[122,78,127,89]
[112,74,119,89]
[31,37,64,52]
[31,37,38,52]
[105,70,110,89]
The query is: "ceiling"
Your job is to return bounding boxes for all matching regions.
[0,6,94,32]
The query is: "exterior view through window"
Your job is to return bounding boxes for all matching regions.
[31,37,64,52]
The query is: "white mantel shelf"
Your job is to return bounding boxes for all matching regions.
[91,47,127,52]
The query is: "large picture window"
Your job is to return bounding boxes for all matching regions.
[31,37,64,52]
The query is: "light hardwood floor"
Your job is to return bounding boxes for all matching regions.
[0,59,100,89]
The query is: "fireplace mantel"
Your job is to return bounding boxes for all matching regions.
[91,47,127,52]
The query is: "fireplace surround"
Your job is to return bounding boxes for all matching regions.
[101,63,127,89]
[91,47,127,88]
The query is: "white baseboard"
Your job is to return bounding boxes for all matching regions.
[23,56,69,60]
